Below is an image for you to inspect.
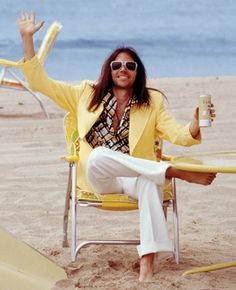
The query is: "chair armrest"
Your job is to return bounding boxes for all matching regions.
[161,154,174,162]
[60,155,79,163]
[0,59,19,67]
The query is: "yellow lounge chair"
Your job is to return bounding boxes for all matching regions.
[61,112,180,263]
[0,227,67,290]
[0,21,62,118]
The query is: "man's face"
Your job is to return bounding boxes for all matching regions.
[111,52,137,89]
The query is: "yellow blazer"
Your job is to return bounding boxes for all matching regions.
[19,56,200,191]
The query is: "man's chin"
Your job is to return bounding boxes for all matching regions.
[114,82,133,89]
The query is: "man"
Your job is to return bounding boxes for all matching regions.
[17,12,216,281]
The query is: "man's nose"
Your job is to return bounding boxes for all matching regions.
[120,62,126,71]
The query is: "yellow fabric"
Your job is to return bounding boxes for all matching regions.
[171,151,236,173]
[37,21,62,64]
[78,183,173,209]
[18,56,201,192]
[78,190,138,210]
[0,59,19,67]
[0,227,67,290]
[60,155,79,163]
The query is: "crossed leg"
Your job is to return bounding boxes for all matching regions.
[86,146,216,282]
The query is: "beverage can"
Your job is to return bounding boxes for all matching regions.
[199,94,211,127]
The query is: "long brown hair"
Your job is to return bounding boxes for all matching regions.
[88,46,151,111]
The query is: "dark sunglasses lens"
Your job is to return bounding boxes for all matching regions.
[111,62,122,70]
[126,62,136,71]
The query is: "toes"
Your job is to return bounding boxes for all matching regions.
[206,173,216,184]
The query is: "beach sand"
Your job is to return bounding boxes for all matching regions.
[0,75,235,289]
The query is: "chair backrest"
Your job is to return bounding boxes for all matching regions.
[63,112,80,157]
[37,21,62,64]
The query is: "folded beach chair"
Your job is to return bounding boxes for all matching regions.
[0,21,62,118]
[61,112,180,264]
[0,227,67,290]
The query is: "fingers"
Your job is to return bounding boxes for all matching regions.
[16,11,45,33]
[209,103,216,121]
[35,20,45,31]
[16,11,31,23]
[31,11,36,22]
[22,11,30,21]
[195,103,216,122]
[17,11,36,22]
[16,12,25,24]
[194,107,199,120]
[23,12,29,20]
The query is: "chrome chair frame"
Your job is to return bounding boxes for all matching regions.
[0,66,49,118]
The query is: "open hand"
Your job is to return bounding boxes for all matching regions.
[17,11,45,37]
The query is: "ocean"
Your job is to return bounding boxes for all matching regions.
[0,0,236,80]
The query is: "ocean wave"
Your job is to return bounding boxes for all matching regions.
[1,36,235,59]
[22,36,236,56]
[0,39,18,49]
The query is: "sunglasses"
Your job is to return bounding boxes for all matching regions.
[110,61,138,71]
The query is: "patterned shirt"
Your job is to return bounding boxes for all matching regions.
[86,94,136,154]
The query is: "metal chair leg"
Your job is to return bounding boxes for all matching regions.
[0,67,6,82]
[62,164,72,247]
[69,174,180,264]
[71,162,78,261]
[172,178,180,264]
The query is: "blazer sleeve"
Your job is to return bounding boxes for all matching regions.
[155,95,201,146]
[18,55,88,115]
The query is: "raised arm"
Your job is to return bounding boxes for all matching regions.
[16,12,91,115]
[17,11,45,60]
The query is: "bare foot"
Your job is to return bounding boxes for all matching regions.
[166,168,217,185]
[139,253,155,282]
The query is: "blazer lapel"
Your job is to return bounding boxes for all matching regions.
[129,105,153,154]
[78,100,103,139]
[78,92,152,151]
[78,92,112,138]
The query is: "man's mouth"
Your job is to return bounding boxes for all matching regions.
[118,75,129,80]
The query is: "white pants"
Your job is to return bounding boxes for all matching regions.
[86,146,173,257]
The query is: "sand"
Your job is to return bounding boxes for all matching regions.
[0,75,235,289]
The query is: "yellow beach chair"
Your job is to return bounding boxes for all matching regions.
[61,112,180,264]
[0,21,62,118]
[0,227,67,290]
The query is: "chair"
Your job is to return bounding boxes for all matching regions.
[0,227,67,290]
[0,21,62,118]
[61,112,180,264]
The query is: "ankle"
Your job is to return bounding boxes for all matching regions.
[139,254,155,282]
[166,167,180,179]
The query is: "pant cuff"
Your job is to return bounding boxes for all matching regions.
[137,241,173,257]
